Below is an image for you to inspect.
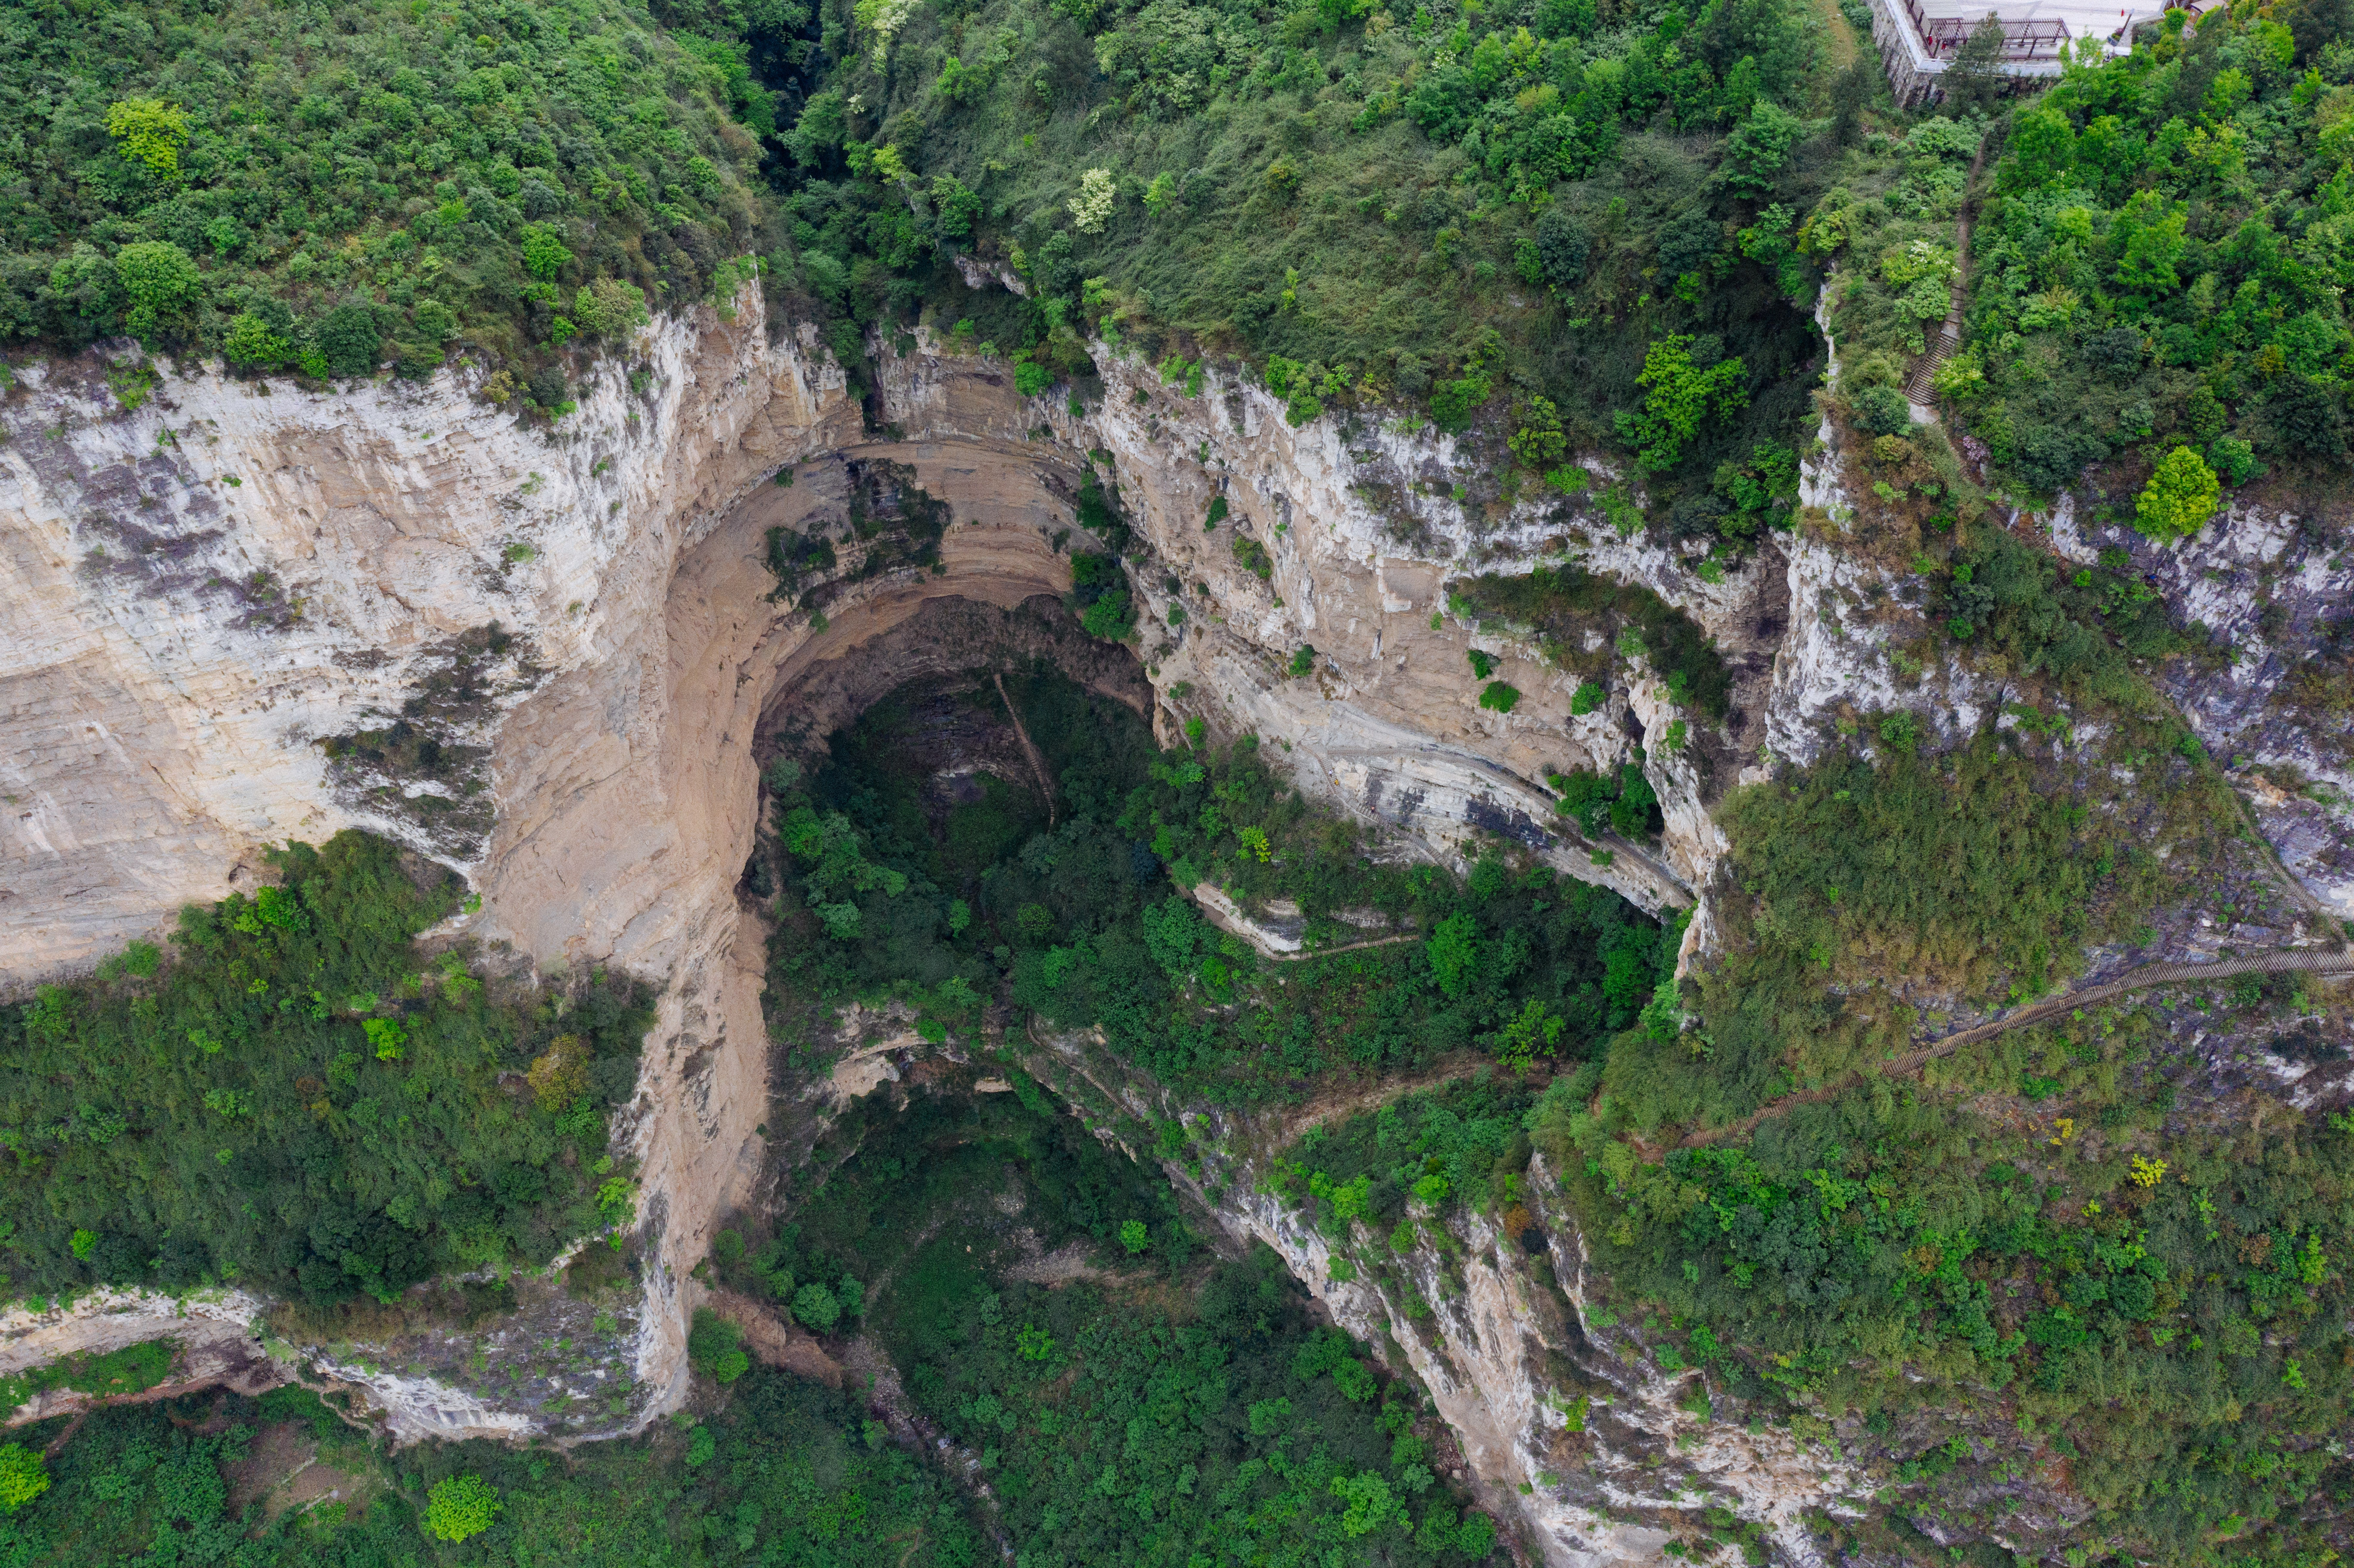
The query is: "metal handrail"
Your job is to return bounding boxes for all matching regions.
[1898,0,2074,61]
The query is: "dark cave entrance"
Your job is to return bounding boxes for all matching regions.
[741,591,1157,1057]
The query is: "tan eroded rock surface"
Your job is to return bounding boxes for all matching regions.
[704,1288,842,1388]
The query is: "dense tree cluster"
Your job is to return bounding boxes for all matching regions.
[0,0,770,399]
[752,0,1836,519]
[0,833,651,1306]
[0,1376,982,1566]
[1533,1001,2354,1561]
[761,669,1680,1102]
[721,1076,1502,1566]
[1815,3,2354,502]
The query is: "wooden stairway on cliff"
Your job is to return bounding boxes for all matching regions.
[1906,322,1960,404]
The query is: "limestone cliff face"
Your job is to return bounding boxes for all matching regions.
[3,292,855,1432]
[1217,1158,1869,1568]
[6,270,2346,1488]
[3,302,1780,1445]
[874,328,1782,921]
[1,296,837,979]
[2051,495,2354,921]
[1015,1020,1866,1568]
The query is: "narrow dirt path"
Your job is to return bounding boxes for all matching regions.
[1280,934,1420,960]
[1679,946,2354,1149]
[1244,930,1422,963]
[993,672,1056,828]
[1811,0,1859,71]
[1268,1052,1500,1144]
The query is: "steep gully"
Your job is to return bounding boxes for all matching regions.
[3,282,2349,1560]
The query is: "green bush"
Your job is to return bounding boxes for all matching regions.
[424,1473,500,1543]
[683,0,1827,488]
[0,1446,48,1515]
[1616,336,1748,472]
[1069,551,1135,642]
[1937,525,2177,682]
[2134,447,2221,542]
[1462,566,1731,722]
[1718,738,2139,999]
[1850,384,1912,437]
[2207,436,2258,487]
[1548,765,1661,840]
[776,1077,1501,1568]
[12,1372,990,1565]
[1911,7,2354,491]
[792,1282,843,1333]
[779,677,1677,1104]
[1477,681,1520,713]
[688,1309,751,1384]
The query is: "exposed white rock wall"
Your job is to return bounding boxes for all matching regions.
[2049,496,2354,919]
[875,329,1783,918]
[0,1286,288,1431]
[0,301,839,979]
[1015,1017,1865,1567]
[0,297,1874,1450]
[9,263,2335,1494]
[1213,1144,1869,1567]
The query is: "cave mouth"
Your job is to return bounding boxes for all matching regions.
[753,591,1152,773]
[743,591,1158,1057]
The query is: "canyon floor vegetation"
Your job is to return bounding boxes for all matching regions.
[757,666,1683,1101]
[0,1068,1501,1568]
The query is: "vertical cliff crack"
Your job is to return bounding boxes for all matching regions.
[994,672,1056,827]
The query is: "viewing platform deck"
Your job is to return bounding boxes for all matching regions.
[1867,0,2150,105]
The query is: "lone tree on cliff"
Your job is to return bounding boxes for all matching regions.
[1940,13,2011,116]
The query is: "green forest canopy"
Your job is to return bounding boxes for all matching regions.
[1,1067,1502,1567]
[4,0,1853,511]
[0,833,651,1307]
[1814,1,2354,498]
[760,670,1681,1104]
[9,0,2347,513]
[0,0,771,397]
[5,0,2354,1556]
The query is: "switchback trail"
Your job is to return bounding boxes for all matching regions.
[1678,945,2354,1150]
